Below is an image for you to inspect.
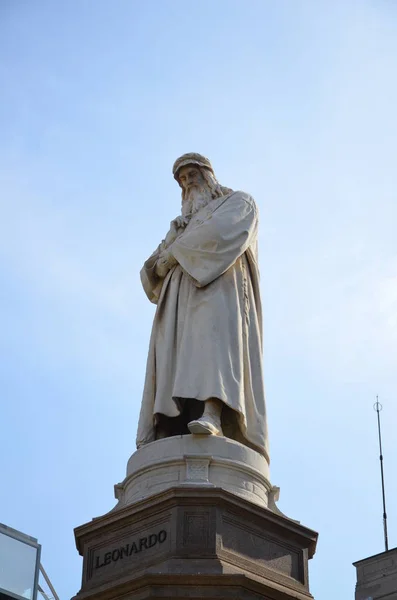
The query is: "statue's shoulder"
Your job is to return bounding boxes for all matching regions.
[229,190,257,211]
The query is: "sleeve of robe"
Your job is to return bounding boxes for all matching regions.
[170,192,258,288]
[140,241,166,304]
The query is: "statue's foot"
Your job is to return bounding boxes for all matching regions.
[188,414,223,436]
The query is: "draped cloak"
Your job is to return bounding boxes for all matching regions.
[137,191,269,460]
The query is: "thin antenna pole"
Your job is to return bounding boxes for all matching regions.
[374,397,389,552]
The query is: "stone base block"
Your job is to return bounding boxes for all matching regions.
[114,435,275,510]
[72,487,318,600]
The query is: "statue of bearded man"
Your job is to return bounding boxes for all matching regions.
[137,153,269,460]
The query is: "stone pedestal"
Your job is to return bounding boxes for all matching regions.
[114,435,276,510]
[73,436,318,600]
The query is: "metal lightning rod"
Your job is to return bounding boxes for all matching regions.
[374,397,389,552]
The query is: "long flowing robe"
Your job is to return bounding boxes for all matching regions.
[137,191,269,460]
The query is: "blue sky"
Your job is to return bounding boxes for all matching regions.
[1,1,397,598]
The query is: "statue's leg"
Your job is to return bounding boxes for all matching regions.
[187,398,223,436]
[155,409,190,440]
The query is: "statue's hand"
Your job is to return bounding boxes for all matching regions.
[171,215,190,229]
[155,248,177,278]
[164,215,188,247]
[155,257,169,279]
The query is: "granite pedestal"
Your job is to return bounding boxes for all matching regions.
[73,436,318,600]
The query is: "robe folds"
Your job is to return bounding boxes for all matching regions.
[137,191,269,460]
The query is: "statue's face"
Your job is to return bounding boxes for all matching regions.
[177,165,206,193]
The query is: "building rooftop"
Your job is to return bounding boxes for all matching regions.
[353,547,397,600]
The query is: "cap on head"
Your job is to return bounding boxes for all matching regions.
[172,152,214,182]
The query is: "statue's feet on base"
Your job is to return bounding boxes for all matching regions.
[188,414,223,436]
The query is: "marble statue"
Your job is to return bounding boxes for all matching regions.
[137,153,269,460]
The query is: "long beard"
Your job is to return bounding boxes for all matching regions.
[181,186,212,218]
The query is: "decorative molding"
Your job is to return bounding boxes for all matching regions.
[184,455,211,482]
[182,511,210,548]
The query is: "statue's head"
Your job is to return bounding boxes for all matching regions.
[172,153,232,217]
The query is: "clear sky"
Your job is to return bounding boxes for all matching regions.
[1,1,397,598]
